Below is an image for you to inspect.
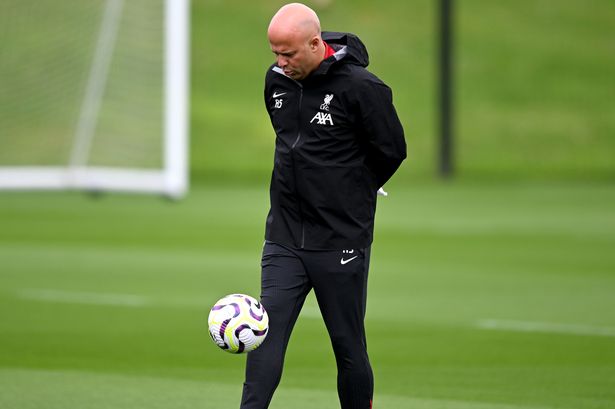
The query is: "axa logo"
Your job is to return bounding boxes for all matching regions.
[320,94,334,111]
[310,112,334,126]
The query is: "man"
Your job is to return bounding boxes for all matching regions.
[241,3,406,408]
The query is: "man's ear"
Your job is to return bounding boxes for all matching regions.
[309,36,320,52]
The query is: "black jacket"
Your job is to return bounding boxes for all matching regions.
[263,31,406,250]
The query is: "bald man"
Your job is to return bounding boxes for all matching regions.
[240,4,406,409]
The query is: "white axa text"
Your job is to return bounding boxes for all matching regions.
[310,112,334,126]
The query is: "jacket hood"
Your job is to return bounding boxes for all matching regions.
[322,31,369,67]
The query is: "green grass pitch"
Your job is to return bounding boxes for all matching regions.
[1,1,614,407]
[1,182,614,408]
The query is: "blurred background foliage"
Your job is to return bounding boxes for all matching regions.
[191,0,614,184]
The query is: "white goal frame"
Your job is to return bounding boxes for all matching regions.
[0,0,190,198]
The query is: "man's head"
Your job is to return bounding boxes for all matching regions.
[267,3,326,80]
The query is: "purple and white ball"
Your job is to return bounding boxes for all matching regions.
[208,294,269,353]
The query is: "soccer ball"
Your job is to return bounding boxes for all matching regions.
[208,294,269,353]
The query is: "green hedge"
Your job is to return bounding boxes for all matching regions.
[190,0,614,183]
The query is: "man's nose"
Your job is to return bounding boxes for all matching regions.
[277,56,288,68]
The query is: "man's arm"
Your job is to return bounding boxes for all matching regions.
[355,77,407,187]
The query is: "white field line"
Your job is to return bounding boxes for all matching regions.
[16,288,327,319]
[16,288,216,309]
[18,288,149,307]
[477,319,615,338]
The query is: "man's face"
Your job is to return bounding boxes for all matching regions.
[269,34,317,80]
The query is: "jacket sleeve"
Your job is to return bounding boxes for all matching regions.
[263,69,273,118]
[355,77,407,187]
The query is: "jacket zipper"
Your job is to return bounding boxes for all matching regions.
[276,70,306,249]
[291,86,305,248]
[292,88,302,148]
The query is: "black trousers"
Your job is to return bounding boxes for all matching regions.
[240,241,374,409]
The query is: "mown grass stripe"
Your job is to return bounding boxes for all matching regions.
[477,319,615,337]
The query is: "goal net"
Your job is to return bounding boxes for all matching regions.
[0,0,189,198]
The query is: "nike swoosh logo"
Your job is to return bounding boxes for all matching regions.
[340,256,358,265]
[272,92,287,98]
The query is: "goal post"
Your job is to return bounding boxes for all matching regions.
[0,0,190,198]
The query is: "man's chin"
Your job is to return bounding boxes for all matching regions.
[286,71,303,80]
